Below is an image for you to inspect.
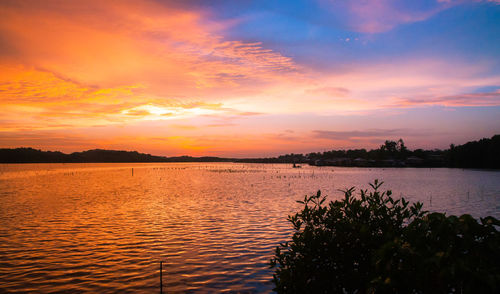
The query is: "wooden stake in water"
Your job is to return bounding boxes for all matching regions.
[160,261,162,294]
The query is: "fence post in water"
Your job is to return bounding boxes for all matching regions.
[160,261,162,294]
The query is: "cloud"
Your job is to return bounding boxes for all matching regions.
[176,101,223,110]
[0,63,268,130]
[317,0,500,34]
[305,87,350,97]
[210,40,297,72]
[0,0,301,134]
[0,130,100,150]
[318,0,448,33]
[439,0,500,4]
[300,58,500,113]
[312,129,429,141]
[0,0,298,94]
[389,90,500,108]
[125,109,151,116]
[237,111,263,116]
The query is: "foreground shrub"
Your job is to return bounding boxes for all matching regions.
[270,180,500,293]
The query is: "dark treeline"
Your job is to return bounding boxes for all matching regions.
[448,135,500,168]
[239,134,500,169]
[0,148,231,163]
[1,135,498,168]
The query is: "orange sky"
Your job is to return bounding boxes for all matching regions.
[1,0,499,157]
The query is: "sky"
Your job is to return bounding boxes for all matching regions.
[0,0,499,157]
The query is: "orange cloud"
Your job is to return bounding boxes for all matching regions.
[0,0,302,134]
[0,0,297,93]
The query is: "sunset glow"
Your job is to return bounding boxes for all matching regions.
[1,0,499,156]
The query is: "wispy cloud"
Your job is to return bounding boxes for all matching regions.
[0,0,297,92]
[319,0,447,33]
[312,129,430,141]
[319,0,499,33]
[0,0,300,133]
[0,64,267,130]
[389,90,500,108]
[305,87,350,97]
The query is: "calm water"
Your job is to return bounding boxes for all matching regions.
[0,163,499,293]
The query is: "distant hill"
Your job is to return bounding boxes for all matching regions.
[0,148,231,163]
[0,148,71,163]
[70,149,170,163]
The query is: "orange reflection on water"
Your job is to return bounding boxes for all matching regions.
[0,163,499,292]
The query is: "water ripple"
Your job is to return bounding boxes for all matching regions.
[0,163,499,292]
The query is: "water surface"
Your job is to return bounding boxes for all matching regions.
[1,163,499,293]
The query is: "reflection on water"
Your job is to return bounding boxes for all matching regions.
[0,163,499,293]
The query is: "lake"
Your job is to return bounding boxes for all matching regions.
[0,163,499,293]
